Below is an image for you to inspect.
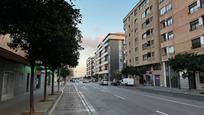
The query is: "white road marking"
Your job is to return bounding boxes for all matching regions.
[114,95,126,100]
[156,110,168,115]
[142,94,204,109]
[74,85,99,115]
[48,84,67,115]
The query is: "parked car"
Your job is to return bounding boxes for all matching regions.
[111,79,120,86]
[100,79,108,85]
[120,78,134,86]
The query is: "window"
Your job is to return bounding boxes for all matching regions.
[160,17,173,29]
[162,31,174,42]
[167,17,173,26]
[135,47,138,52]
[189,2,199,14]
[201,0,204,8]
[199,72,204,83]
[160,7,166,15]
[190,19,199,31]
[129,59,131,63]
[105,64,108,70]
[143,52,153,61]
[162,46,175,56]
[142,6,152,18]
[159,0,164,4]
[105,55,108,61]
[142,29,153,39]
[166,4,172,12]
[160,4,172,15]
[142,17,153,28]
[135,57,138,62]
[192,36,204,49]
[166,46,174,55]
[134,10,137,16]
[168,31,174,40]
[192,37,201,48]
[139,0,149,10]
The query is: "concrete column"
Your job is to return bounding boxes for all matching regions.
[163,62,167,87]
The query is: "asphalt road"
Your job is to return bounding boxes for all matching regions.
[53,83,204,115]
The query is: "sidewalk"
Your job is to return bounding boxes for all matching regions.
[51,83,90,115]
[134,85,204,101]
[0,84,64,115]
[138,85,204,95]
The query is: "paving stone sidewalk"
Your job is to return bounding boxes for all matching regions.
[0,85,63,115]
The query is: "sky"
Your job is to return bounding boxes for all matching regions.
[72,0,139,77]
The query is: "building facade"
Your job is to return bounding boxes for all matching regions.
[124,0,204,89]
[94,33,125,80]
[0,35,44,101]
[159,0,204,89]
[124,0,164,86]
[86,57,94,77]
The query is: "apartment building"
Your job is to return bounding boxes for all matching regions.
[86,57,94,77]
[159,0,204,89]
[123,0,164,86]
[94,33,125,80]
[124,0,204,89]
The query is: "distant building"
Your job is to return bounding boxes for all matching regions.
[86,57,94,77]
[94,33,125,80]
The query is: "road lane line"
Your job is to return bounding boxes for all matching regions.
[156,110,168,115]
[114,95,126,100]
[74,84,99,115]
[74,85,90,114]
[142,94,204,109]
[48,84,67,115]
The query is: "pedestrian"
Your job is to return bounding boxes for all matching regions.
[143,79,146,86]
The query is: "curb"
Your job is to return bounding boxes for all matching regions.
[136,87,204,102]
[47,85,66,115]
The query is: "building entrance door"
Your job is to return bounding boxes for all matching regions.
[1,72,14,101]
[155,75,160,86]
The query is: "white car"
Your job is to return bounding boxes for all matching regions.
[100,79,108,85]
[121,78,134,86]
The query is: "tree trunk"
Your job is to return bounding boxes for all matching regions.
[30,63,35,115]
[57,68,60,92]
[51,70,55,95]
[44,65,48,101]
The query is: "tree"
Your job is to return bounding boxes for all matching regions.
[122,66,147,77]
[60,66,70,84]
[169,53,204,89]
[0,0,81,114]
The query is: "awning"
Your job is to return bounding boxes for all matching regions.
[0,47,29,65]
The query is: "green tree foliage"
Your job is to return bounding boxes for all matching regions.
[122,66,147,76]
[60,66,70,78]
[169,53,204,89]
[0,0,82,114]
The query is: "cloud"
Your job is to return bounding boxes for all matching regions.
[74,35,105,77]
[81,35,104,49]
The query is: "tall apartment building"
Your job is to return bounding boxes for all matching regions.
[123,0,163,86]
[124,0,204,89]
[86,57,94,77]
[94,33,125,80]
[159,0,204,89]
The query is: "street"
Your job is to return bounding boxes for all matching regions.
[52,83,204,115]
